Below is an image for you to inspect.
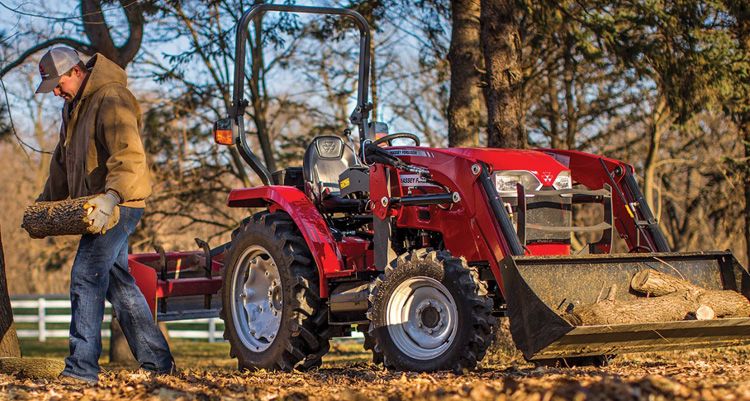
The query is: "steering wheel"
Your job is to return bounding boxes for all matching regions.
[371,132,421,147]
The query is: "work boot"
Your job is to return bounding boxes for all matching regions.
[135,360,177,377]
[57,373,97,386]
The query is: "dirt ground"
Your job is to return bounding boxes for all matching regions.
[2,338,750,401]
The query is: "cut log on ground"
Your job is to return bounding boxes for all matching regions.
[0,357,65,379]
[22,196,120,238]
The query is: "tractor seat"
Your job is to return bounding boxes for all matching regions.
[302,136,361,212]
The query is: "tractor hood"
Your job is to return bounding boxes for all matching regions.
[388,146,570,186]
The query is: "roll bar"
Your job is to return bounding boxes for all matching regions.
[229,4,372,185]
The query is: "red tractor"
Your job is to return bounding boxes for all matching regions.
[129,5,750,372]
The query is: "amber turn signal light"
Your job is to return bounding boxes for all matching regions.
[214,129,234,145]
[213,118,235,146]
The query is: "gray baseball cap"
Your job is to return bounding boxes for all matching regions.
[36,47,81,94]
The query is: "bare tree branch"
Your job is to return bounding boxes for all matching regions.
[0,38,93,78]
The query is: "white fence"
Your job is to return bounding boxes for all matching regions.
[11,296,223,343]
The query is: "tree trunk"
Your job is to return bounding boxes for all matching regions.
[480,0,525,148]
[730,3,750,267]
[742,118,750,268]
[109,314,170,364]
[563,30,578,149]
[643,94,671,214]
[81,0,144,67]
[546,65,561,149]
[1,0,145,79]
[447,0,482,147]
[0,227,21,357]
[108,316,136,364]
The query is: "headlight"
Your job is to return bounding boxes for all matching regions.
[493,171,542,196]
[553,171,572,190]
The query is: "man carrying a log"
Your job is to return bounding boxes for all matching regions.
[33,47,174,384]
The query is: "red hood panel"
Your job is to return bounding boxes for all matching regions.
[391,146,570,183]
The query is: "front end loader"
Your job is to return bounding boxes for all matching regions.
[129,4,750,372]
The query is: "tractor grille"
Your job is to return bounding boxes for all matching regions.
[507,191,572,244]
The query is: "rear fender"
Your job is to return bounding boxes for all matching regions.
[227,186,343,298]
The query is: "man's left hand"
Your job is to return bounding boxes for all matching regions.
[84,191,120,234]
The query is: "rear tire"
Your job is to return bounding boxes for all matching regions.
[220,211,330,371]
[367,249,494,372]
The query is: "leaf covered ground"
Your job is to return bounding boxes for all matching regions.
[2,338,750,401]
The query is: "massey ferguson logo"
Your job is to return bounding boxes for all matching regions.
[320,140,336,153]
[541,171,553,184]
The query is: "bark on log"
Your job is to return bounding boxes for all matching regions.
[630,269,750,318]
[22,196,119,238]
[697,290,750,318]
[0,357,65,379]
[630,269,700,296]
[564,290,701,326]
[0,227,20,357]
[564,270,750,326]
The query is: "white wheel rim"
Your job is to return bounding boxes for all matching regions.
[230,245,283,352]
[386,276,458,360]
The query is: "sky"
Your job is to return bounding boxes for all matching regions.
[0,0,449,157]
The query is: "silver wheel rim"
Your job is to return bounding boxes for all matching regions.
[230,245,283,352]
[386,276,458,360]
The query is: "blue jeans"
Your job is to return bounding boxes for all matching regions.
[62,207,173,383]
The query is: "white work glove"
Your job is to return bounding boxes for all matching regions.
[84,191,121,234]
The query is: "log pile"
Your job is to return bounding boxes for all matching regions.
[21,196,120,238]
[564,269,750,326]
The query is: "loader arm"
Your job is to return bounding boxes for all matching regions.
[541,149,670,253]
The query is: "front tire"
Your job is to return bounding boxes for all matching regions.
[220,211,329,371]
[367,249,495,371]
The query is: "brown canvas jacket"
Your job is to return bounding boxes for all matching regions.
[38,53,152,208]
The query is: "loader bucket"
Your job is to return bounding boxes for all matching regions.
[500,251,750,360]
